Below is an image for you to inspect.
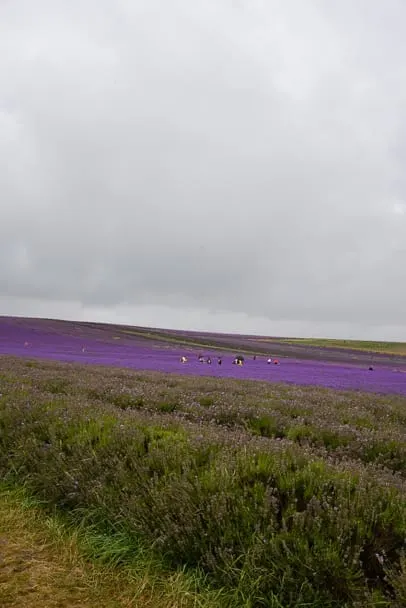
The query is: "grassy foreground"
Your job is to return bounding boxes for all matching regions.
[0,486,221,608]
[2,356,406,606]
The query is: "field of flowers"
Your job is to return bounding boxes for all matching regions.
[1,317,406,396]
[2,350,406,606]
[3,317,406,605]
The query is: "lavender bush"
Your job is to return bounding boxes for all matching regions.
[2,355,406,606]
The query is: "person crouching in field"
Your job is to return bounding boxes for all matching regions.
[180,356,188,363]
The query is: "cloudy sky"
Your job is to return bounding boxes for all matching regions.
[1,0,406,339]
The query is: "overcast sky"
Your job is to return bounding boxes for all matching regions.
[1,0,406,340]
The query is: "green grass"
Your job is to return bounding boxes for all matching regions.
[245,414,286,438]
[273,337,406,355]
[0,484,227,608]
[124,326,406,357]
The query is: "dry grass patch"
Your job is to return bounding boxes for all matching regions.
[0,489,215,608]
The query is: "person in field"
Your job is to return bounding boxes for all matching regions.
[207,357,212,364]
[217,357,222,365]
[267,357,272,364]
[180,356,188,363]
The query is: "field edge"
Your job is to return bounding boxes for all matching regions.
[0,483,231,608]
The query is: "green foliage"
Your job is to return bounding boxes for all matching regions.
[158,400,178,413]
[25,360,39,368]
[199,397,215,407]
[246,414,285,438]
[41,378,71,395]
[85,387,145,409]
[108,393,145,410]
[286,424,350,450]
[362,440,406,471]
[352,416,374,430]
[287,424,314,443]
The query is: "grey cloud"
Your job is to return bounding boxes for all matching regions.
[1,0,406,336]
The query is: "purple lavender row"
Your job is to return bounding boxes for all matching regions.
[1,317,405,396]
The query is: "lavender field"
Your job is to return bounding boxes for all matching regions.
[2,317,406,606]
[1,316,406,396]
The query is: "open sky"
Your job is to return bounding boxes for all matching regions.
[1,1,406,340]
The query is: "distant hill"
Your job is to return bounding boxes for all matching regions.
[1,315,406,367]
